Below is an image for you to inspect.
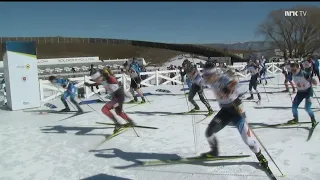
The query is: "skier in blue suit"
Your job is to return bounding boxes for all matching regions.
[48,76,83,113]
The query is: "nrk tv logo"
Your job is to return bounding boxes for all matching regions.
[285,11,307,17]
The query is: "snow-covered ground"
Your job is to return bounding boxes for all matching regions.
[1,75,320,180]
[163,54,206,67]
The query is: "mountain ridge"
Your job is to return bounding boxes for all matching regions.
[201,41,272,51]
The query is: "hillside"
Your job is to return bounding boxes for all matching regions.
[0,37,244,66]
[202,41,272,51]
[0,39,184,66]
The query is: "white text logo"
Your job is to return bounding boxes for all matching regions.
[285,11,307,17]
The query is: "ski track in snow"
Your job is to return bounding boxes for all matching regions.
[1,75,320,180]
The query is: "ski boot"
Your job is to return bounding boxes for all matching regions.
[128,97,139,104]
[311,118,318,128]
[60,108,70,112]
[140,97,146,104]
[287,118,298,124]
[189,106,200,112]
[208,109,214,116]
[200,146,219,158]
[256,151,270,170]
[124,118,137,127]
[113,123,122,134]
[246,94,254,100]
[77,109,84,114]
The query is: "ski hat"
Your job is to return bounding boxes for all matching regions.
[91,70,102,80]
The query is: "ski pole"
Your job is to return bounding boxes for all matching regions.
[189,56,200,154]
[261,80,270,102]
[250,128,285,176]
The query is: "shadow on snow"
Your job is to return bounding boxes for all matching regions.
[40,125,113,136]
[80,173,130,180]
[90,148,261,171]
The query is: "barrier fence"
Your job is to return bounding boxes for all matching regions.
[0,62,284,104]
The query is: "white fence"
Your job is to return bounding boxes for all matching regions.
[36,62,284,102]
[0,62,284,105]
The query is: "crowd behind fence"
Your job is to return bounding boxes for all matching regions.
[0,61,285,105]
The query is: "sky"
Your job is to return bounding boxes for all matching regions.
[0,2,319,44]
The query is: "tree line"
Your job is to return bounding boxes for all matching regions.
[257,5,320,58]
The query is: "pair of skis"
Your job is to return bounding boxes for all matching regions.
[36,110,92,121]
[251,121,318,141]
[134,154,277,179]
[169,110,210,115]
[168,110,215,123]
[93,126,130,149]
[251,121,312,129]
[95,122,158,130]
[124,100,154,109]
[93,122,158,149]
[307,122,319,141]
[241,99,261,105]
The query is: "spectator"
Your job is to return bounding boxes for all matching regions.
[168,64,177,85]
[140,66,147,80]
[88,64,101,95]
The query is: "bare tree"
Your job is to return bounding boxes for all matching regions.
[257,5,320,58]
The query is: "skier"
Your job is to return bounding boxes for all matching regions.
[301,56,313,79]
[88,64,101,95]
[123,61,146,104]
[168,65,177,85]
[179,62,192,94]
[84,69,136,133]
[242,60,261,101]
[259,57,267,85]
[281,59,295,93]
[200,61,270,171]
[48,76,83,113]
[286,62,318,128]
[181,59,214,115]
